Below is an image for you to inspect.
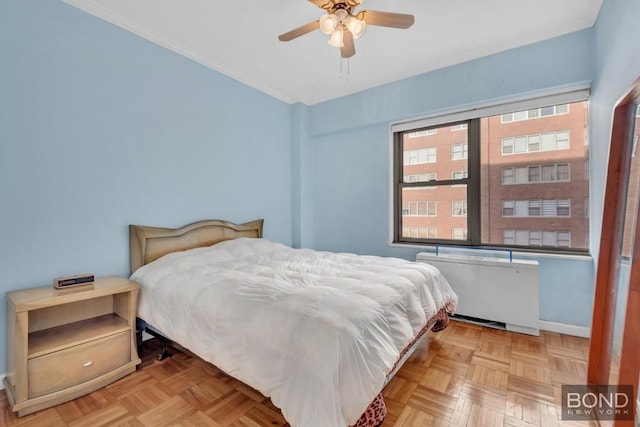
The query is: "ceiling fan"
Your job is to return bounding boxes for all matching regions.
[278,0,415,58]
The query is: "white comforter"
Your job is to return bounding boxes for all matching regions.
[131,238,457,427]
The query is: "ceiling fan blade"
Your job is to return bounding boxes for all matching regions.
[308,0,332,9]
[341,27,356,58]
[358,10,415,29]
[278,20,320,41]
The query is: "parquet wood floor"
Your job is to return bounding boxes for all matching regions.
[0,320,599,427]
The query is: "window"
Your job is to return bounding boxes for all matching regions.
[452,201,467,217]
[502,168,515,184]
[403,227,437,238]
[408,129,437,138]
[404,147,436,164]
[397,122,469,241]
[502,199,571,217]
[452,171,468,180]
[451,170,468,187]
[502,131,570,155]
[451,143,468,160]
[501,104,569,123]
[403,201,436,216]
[451,228,468,240]
[393,92,589,252]
[502,230,571,247]
[404,173,437,182]
[502,163,570,185]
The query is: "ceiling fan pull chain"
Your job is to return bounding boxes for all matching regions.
[339,58,351,82]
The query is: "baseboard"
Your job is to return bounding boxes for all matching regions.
[539,320,590,338]
[0,374,5,391]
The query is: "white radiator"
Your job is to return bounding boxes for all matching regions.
[417,251,540,336]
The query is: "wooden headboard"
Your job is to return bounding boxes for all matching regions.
[129,219,264,273]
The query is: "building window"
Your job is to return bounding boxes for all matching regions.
[451,228,468,240]
[403,201,437,216]
[502,163,570,185]
[502,199,571,217]
[393,93,589,253]
[451,170,468,187]
[502,131,570,155]
[403,227,438,238]
[404,147,436,164]
[451,143,468,160]
[452,170,468,180]
[503,230,571,248]
[408,129,437,138]
[452,201,467,217]
[404,173,437,182]
[501,104,569,123]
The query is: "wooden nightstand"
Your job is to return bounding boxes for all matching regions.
[4,276,141,417]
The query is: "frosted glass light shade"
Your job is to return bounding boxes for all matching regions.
[319,14,339,35]
[328,26,344,47]
[346,16,366,39]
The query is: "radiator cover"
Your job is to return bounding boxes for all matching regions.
[416,252,540,336]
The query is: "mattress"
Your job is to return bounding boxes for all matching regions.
[131,238,457,427]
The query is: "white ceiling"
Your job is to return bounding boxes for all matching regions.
[63,0,603,105]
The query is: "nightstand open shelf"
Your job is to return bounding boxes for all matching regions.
[28,314,130,358]
[4,277,141,417]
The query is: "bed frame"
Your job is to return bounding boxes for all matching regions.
[129,218,263,273]
[128,218,448,427]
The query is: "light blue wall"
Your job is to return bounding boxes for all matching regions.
[303,29,597,328]
[0,2,292,372]
[291,103,314,249]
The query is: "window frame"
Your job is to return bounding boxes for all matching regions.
[390,86,590,254]
[394,120,481,246]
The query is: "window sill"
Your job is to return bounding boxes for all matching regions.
[389,242,592,261]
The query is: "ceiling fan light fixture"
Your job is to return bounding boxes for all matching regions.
[328,26,344,47]
[319,13,338,35]
[278,1,415,59]
[345,16,366,39]
[334,8,349,23]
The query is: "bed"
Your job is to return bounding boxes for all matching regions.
[129,219,457,427]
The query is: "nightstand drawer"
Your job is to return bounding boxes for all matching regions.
[28,331,130,398]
